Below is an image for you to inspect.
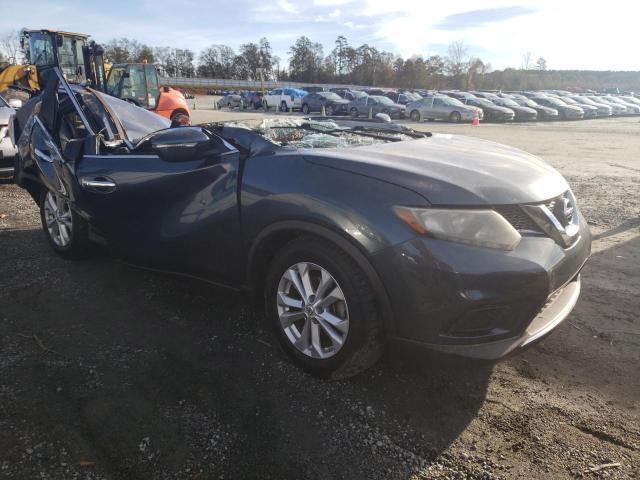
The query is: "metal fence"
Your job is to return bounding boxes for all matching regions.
[160,76,374,91]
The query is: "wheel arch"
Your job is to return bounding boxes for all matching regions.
[247,220,393,334]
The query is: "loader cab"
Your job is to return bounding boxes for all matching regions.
[22,29,90,85]
[105,63,161,110]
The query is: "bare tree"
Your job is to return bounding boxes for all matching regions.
[446,40,469,88]
[521,52,533,70]
[0,30,22,63]
[535,57,547,71]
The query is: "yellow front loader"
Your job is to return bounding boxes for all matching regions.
[0,29,106,97]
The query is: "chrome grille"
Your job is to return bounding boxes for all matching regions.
[494,205,542,232]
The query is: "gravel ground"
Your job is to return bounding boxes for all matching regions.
[0,113,638,479]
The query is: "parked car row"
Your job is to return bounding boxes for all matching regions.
[214,85,640,123]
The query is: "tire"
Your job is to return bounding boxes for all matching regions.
[265,236,383,379]
[280,101,288,112]
[410,110,421,122]
[302,103,310,115]
[449,111,462,123]
[350,107,359,118]
[40,189,93,260]
[170,112,190,125]
[325,104,334,116]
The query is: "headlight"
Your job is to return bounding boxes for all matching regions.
[393,207,521,250]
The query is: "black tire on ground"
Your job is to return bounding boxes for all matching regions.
[302,103,310,114]
[410,110,421,122]
[265,236,384,379]
[280,101,288,112]
[325,104,334,116]
[39,189,93,260]
[350,107,359,118]
[449,111,462,123]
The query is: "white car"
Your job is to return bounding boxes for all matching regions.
[0,96,21,179]
[263,88,306,112]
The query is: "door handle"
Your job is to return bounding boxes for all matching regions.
[80,177,117,193]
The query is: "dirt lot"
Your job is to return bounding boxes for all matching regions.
[0,111,638,479]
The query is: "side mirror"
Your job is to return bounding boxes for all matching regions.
[149,127,226,163]
[8,99,23,109]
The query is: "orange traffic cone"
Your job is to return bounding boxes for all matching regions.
[472,109,480,126]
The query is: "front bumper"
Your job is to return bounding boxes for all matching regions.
[372,214,591,360]
[515,112,538,121]
[563,110,584,119]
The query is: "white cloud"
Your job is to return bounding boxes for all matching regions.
[1,0,638,70]
[313,0,353,5]
[278,0,299,14]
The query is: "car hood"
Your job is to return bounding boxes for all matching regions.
[0,106,14,125]
[535,105,558,114]
[508,105,537,114]
[484,105,513,114]
[303,134,568,205]
[328,98,350,105]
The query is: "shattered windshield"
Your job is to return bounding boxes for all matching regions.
[470,98,495,107]
[94,90,170,145]
[222,117,425,149]
[371,96,395,106]
[319,92,342,101]
[497,98,519,107]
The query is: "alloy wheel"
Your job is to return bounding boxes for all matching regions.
[43,191,73,247]
[276,262,349,359]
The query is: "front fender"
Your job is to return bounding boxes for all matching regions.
[240,153,427,256]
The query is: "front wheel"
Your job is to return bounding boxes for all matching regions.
[410,110,421,122]
[280,101,288,112]
[170,112,191,125]
[265,236,383,379]
[449,111,462,123]
[325,104,334,116]
[302,103,310,114]
[40,190,93,259]
[350,107,359,118]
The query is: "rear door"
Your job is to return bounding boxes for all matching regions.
[432,97,448,120]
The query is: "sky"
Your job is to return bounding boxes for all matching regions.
[1,0,638,71]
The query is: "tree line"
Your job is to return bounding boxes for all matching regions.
[2,30,639,92]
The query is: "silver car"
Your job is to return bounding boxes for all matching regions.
[602,96,640,114]
[587,96,627,115]
[566,95,612,117]
[406,95,482,123]
[0,96,21,179]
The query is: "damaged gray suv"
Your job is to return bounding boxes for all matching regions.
[14,68,591,379]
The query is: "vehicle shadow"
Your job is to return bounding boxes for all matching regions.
[0,228,492,480]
